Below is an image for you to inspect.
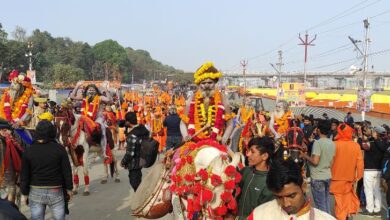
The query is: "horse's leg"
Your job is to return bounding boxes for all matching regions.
[99,147,109,184]
[5,170,16,203]
[112,150,120,183]
[6,185,16,203]
[72,166,79,195]
[82,147,90,196]
[101,161,108,184]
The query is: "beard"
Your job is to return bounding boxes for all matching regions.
[202,89,215,98]
[274,109,285,119]
[9,83,24,101]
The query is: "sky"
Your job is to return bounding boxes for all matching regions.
[0,0,389,73]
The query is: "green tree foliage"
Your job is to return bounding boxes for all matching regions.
[1,40,27,75]
[92,40,130,81]
[0,26,186,86]
[125,47,185,82]
[46,64,85,87]
[0,23,8,81]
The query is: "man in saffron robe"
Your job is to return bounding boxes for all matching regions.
[70,81,112,158]
[269,100,293,139]
[0,70,33,128]
[69,81,112,190]
[330,123,364,220]
[179,62,233,145]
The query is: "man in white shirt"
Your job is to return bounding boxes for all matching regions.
[248,159,335,220]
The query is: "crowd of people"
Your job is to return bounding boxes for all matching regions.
[0,63,389,220]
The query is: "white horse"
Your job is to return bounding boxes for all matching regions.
[55,111,119,196]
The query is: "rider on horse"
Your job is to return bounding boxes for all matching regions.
[179,62,234,145]
[0,70,34,202]
[165,62,240,220]
[0,70,34,130]
[70,81,112,159]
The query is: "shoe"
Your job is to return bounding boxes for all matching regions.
[360,209,374,218]
[373,211,381,217]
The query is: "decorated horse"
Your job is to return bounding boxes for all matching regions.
[0,120,27,207]
[0,70,35,206]
[54,104,119,196]
[131,140,243,220]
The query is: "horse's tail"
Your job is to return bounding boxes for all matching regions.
[109,160,115,178]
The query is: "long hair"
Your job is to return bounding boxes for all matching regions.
[83,84,102,98]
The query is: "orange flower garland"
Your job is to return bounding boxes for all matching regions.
[0,85,34,123]
[188,90,224,141]
[240,106,254,124]
[274,110,293,135]
[152,117,163,133]
[81,95,100,120]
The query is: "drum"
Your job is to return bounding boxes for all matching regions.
[131,162,172,219]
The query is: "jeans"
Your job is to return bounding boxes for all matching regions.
[165,136,182,151]
[364,170,382,213]
[311,179,331,214]
[29,187,65,220]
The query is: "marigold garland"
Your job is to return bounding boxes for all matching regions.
[188,90,224,141]
[240,106,254,124]
[194,62,223,85]
[152,117,163,134]
[81,95,100,120]
[274,110,293,135]
[0,85,34,123]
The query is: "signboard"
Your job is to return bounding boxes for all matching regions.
[357,89,371,112]
[277,83,306,107]
[27,70,36,84]
[49,89,57,103]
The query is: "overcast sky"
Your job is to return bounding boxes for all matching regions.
[1,0,389,73]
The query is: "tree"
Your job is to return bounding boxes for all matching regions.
[92,40,130,81]
[46,63,85,87]
[2,40,27,73]
[11,26,27,42]
[0,23,8,81]
[0,23,7,43]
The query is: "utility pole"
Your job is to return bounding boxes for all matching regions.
[240,60,248,92]
[299,32,316,87]
[348,18,370,121]
[25,41,33,71]
[363,18,370,89]
[276,50,283,87]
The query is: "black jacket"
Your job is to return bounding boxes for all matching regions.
[359,137,385,170]
[20,141,73,195]
[121,124,149,170]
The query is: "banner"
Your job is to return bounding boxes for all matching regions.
[277,83,306,107]
[27,70,36,84]
[357,89,371,112]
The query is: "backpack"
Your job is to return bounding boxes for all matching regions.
[139,138,159,168]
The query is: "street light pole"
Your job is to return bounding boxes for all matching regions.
[240,60,248,91]
[25,41,33,71]
[363,18,370,89]
[348,19,370,121]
